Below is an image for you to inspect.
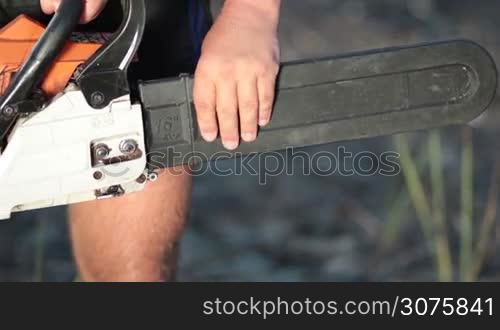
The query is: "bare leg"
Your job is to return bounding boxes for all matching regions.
[68,168,192,282]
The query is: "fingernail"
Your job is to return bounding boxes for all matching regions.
[201,131,217,142]
[223,140,239,150]
[242,132,256,142]
[259,119,269,127]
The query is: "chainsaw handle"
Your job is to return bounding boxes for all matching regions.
[0,0,83,111]
[76,0,146,109]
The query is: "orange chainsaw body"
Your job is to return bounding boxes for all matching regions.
[0,15,102,97]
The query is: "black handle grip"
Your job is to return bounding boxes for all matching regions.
[0,0,83,110]
[76,0,146,109]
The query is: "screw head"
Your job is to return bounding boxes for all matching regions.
[148,172,159,182]
[93,171,103,180]
[119,139,138,155]
[136,174,147,184]
[90,92,105,107]
[2,106,15,117]
[94,144,110,160]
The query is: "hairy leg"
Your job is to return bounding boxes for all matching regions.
[68,168,192,282]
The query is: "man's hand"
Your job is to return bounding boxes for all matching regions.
[40,0,108,24]
[194,0,281,150]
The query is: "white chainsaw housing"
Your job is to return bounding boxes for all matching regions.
[0,85,148,220]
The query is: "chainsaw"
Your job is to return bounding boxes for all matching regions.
[0,0,497,220]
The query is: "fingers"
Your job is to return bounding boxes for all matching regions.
[40,0,58,15]
[237,77,259,142]
[258,71,278,127]
[81,0,107,24]
[193,73,218,142]
[40,0,107,24]
[193,66,279,150]
[216,79,240,150]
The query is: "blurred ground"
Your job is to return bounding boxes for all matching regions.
[0,0,499,281]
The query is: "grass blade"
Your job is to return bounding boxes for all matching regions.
[472,160,499,280]
[428,130,453,282]
[460,128,474,282]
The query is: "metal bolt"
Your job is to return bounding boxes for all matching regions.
[2,106,15,117]
[93,171,103,180]
[90,92,105,107]
[94,144,111,160]
[119,139,138,155]
[147,172,159,182]
[136,174,147,184]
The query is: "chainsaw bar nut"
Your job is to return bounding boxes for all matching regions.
[93,143,111,160]
[119,139,138,155]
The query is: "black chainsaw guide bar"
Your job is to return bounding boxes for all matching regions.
[140,40,498,168]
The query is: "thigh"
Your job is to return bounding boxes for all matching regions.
[66,1,212,282]
[68,169,193,282]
